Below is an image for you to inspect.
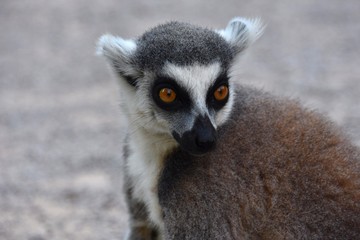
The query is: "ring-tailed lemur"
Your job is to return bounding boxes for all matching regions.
[97,18,360,239]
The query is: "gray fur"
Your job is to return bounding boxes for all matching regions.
[133,21,234,72]
[159,86,360,239]
[97,18,262,83]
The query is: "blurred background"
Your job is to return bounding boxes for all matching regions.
[0,0,359,239]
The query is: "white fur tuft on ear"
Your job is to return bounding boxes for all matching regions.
[97,34,136,64]
[97,34,139,83]
[217,17,264,54]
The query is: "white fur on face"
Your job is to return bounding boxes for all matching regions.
[161,62,235,128]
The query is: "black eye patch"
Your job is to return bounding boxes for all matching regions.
[206,72,230,110]
[152,76,192,111]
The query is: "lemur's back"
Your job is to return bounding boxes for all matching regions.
[159,85,360,239]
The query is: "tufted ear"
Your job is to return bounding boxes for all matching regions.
[97,34,139,86]
[216,17,264,55]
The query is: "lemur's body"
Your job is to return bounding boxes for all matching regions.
[98,19,360,239]
[160,86,360,239]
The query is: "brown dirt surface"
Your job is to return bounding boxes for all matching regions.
[1,1,359,239]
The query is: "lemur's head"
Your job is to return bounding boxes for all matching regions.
[98,18,263,155]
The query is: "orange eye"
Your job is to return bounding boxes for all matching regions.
[214,85,229,101]
[159,88,177,103]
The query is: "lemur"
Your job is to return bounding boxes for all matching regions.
[97,18,360,239]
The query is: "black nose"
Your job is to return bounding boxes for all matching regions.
[172,115,217,155]
[194,118,216,151]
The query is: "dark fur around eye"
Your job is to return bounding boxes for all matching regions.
[206,73,230,110]
[152,76,192,111]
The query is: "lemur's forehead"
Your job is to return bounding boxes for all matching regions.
[162,62,222,92]
[133,21,234,71]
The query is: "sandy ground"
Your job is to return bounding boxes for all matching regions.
[1,0,359,239]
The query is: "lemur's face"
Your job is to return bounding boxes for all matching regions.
[144,61,233,155]
[98,18,263,155]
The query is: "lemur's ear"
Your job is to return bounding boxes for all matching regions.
[216,18,264,55]
[97,34,139,86]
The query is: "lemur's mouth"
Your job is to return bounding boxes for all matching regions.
[172,116,217,156]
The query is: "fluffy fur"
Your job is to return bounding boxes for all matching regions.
[134,21,233,71]
[97,18,260,239]
[159,86,360,239]
[97,18,359,240]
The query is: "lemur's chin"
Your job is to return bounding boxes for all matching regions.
[186,147,216,157]
[172,132,217,157]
